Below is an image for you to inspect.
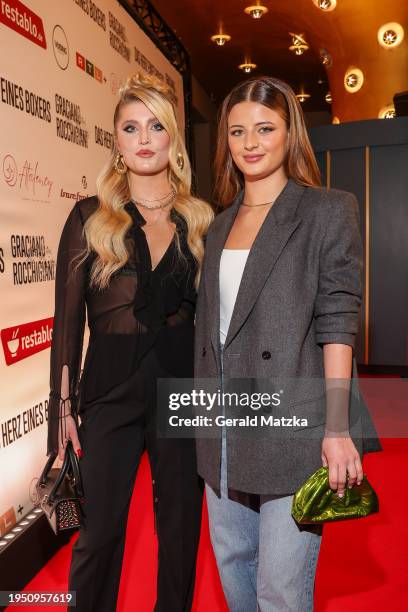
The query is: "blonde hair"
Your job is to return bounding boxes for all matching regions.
[214,76,321,208]
[83,73,213,289]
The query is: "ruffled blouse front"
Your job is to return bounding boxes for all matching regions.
[47,196,197,455]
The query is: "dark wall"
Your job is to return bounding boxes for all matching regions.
[309,117,408,368]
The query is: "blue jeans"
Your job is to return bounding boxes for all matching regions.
[205,345,322,611]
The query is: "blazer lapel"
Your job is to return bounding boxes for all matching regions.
[205,194,242,361]
[224,179,305,349]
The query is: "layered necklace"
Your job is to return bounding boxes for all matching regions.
[130,187,176,210]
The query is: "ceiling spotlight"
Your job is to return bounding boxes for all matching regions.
[379,105,396,119]
[313,0,337,11]
[244,5,268,19]
[383,30,397,45]
[377,22,404,49]
[289,33,309,55]
[344,67,364,92]
[239,62,257,73]
[210,34,231,46]
[296,92,311,103]
[325,91,332,103]
[319,48,333,68]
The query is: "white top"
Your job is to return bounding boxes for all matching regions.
[219,249,250,344]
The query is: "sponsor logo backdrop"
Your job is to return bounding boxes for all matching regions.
[0,0,184,532]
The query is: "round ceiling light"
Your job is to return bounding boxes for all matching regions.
[313,0,337,11]
[344,67,364,93]
[239,62,257,73]
[378,105,396,119]
[296,92,311,103]
[325,91,332,104]
[244,5,268,19]
[377,23,404,49]
[210,34,231,46]
[319,48,333,68]
[289,33,309,55]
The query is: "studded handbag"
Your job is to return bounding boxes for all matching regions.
[35,441,84,534]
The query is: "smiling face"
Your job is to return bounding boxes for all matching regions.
[115,100,171,176]
[227,101,289,182]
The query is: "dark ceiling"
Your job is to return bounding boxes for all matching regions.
[150,0,331,112]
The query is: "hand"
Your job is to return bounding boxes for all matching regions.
[58,414,82,461]
[321,435,363,498]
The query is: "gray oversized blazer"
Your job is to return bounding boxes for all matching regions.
[194,178,380,496]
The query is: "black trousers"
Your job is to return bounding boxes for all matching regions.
[69,349,203,611]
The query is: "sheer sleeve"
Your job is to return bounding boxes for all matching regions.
[47,204,88,455]
[166,253,197,327]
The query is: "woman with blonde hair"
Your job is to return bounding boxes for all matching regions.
[47,73,213,611]
[194,75,380,610]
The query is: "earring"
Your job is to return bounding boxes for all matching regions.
[176,152,184,171]
[114,153,127,175]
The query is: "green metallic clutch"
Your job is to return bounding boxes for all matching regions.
[292,466,379,524]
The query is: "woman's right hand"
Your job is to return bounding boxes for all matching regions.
[58,414,82,461]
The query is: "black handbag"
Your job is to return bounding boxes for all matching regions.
[35,441,84,534]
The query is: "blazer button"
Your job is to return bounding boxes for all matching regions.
[262,351,271,360]
[202,347,206,357]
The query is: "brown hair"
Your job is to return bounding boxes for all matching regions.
[214,76,321,207]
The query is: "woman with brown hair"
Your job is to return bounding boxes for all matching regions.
[47,73,213,611]
[194,76,380,610]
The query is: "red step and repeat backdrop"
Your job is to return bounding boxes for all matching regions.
[0,0,184,537]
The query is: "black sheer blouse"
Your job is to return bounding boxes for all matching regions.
[47,196,197,455]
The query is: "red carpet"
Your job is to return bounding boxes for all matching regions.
[9,438,407,611]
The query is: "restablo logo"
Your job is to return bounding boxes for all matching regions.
[0,0,47,49]
[52,25,69,70]
[1,317,53,366]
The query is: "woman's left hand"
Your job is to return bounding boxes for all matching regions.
[321,436,363,498]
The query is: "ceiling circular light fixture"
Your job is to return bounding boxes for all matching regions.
[313,0,337,11]
[378,105,396,119]
[289,33,309,55]
[319,48,333,68]
[377,23,404,49]
[344,67,364,93]
[296,92,311,103]
[332,116,340,124]
[325,91,332,103]
[210,34,231,46]
[244,5,268,19]
[239,62,257,73]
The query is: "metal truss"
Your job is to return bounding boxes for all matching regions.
[118,0,194,158]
